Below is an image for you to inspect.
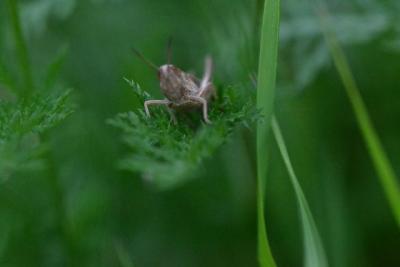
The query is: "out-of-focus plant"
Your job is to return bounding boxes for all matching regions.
[319,7,400,227]
[19,0,76,37]
[0,91,72,180]
[0,0,73,180]
[279,0,400,92]
[272,116,328,267]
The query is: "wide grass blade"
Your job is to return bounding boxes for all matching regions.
[272,117,329,267]
[256,0,280,266]
[319,11,400,227]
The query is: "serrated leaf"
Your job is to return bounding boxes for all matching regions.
[108,82,258,190]
[0,91,73,180]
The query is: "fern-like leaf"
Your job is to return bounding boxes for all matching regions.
[108,80,258,189]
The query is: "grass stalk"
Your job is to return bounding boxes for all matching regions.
[272,117,328,267]
[7,0,34,95]
[115,242,135,267]
[0,57,17,93]
[319,12,400,227]
[256,0,280,266]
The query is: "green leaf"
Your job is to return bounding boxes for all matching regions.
[256,0,280,266]
[272,117,328,267]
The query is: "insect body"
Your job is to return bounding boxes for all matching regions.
[133,44,215,124]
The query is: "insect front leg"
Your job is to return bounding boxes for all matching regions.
[144,99,177,124]
[144,99,171,117]
[188,95,211,124]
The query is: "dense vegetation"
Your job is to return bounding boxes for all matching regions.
[0,0,399,266]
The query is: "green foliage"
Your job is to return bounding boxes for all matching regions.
[0,92,72,139]
[20,0,76,37]
[108,79,258,190]
[1,0,400,266]
[0,0,73,183]
[0,91,73,180]
[256,0,280,266]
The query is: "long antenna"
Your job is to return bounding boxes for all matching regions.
[166,37,173,64]
[131,47,158,71]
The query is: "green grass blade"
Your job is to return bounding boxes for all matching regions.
[0,57,17,93]
[44,46,69,92]
[7,0,34,95]
[319,12,400,227]
[115,243,135,267]
[256,0,280,266]
[272,117,329,267]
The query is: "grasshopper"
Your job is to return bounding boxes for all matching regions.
[132,40,215,124]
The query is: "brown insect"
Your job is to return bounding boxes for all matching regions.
[132,40,215,124]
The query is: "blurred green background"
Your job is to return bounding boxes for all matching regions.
[1,0,400,266]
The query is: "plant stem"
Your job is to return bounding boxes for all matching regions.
[7,0,34,96]
[43,132,77,265]
[319,11,400,227]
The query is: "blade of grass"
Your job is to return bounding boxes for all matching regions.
[115,242,135,267]
[0,57,17,93]
[7,0,34,95]
[44,45,69,92]
[272,116,329,267]
[319,10,400,227]
[256,0,280,266]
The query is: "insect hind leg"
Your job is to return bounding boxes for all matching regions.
[198,56,213,97]
[188,95,211,124]
[166,106,177,124]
